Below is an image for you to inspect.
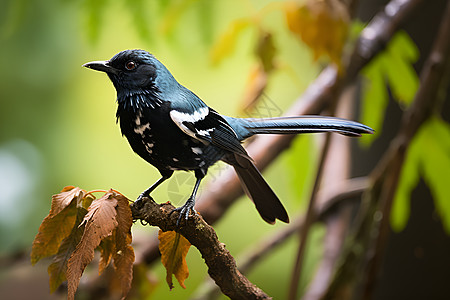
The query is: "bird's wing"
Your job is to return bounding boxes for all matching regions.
[170,107,250,159]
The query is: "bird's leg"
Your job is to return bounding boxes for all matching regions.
[136,171,173,202]
[170,170,204,226]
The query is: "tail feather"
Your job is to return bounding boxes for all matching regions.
[240,116,374,139]
[233,159,289,224]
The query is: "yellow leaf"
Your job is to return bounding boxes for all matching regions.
[210,18,251,65]
[255,31,276,73]
[285,0,349,67]
[158,230,191,289]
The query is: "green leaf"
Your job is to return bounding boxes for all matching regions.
[392,117,450,233]
[360,31,419,147]
[418,117,450,233]
[360,58,389,147]
[382,31,419,107]
[391,133,421,232]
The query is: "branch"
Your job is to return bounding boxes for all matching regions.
[323,0,450,297]
[130,198,271,300]
[301,86,354,300]
[190,177,369,300]
[288,127,333,300]
[138,0,427,267]
[361,0,450,297]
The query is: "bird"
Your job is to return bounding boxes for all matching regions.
[83,49,373,225]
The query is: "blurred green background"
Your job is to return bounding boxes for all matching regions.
[0,0,322,298]
[2,0,449,299]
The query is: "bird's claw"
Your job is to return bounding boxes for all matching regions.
[136,193,146,203]
[169,198,197,226]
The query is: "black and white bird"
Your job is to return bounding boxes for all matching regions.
[83,49,373,225]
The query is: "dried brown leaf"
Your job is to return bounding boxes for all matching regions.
[112,193,135,298]
[47,207,87,293]
[158,230,191,289]
[31,187,88,264]
[31,200,78,265]
[67,191,119,300]
[98,235,114,275]
[49,186,86,217]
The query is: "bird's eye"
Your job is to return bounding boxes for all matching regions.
[125,61,136,70]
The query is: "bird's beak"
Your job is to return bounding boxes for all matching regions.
[82,60,120,75]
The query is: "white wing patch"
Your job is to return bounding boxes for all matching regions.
[170,107,210,140]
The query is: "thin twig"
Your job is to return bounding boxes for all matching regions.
[288,132,333,300]
[302,85,355,300]
[239,177,370,275]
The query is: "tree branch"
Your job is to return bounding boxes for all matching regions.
[190,177,369,300]
[137,0,427,270]
[288,128,333,300]
[130,198,271,300]
[301,85,354,300]
[361,0,450,297]
[322,0,450,298]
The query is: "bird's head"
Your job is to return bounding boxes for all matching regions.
[83,49,175,97]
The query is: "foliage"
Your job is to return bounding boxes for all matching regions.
[158,230,191,290]
[1,0,448,299]
[31,187,134,299]
[357,29,450,235]
[392,117,450,232]
[31,186,193,298]
[285,0,349,68]
[360,30,420,145]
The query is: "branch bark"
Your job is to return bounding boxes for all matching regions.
[130,198,271,300]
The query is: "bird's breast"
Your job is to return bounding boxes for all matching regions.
[117,104,223,172]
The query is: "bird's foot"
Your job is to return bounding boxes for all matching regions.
[135,191,150,209]
[169,198,197,226]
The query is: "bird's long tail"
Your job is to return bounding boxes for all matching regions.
[238,116,373,139]
[233,158,289,224]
